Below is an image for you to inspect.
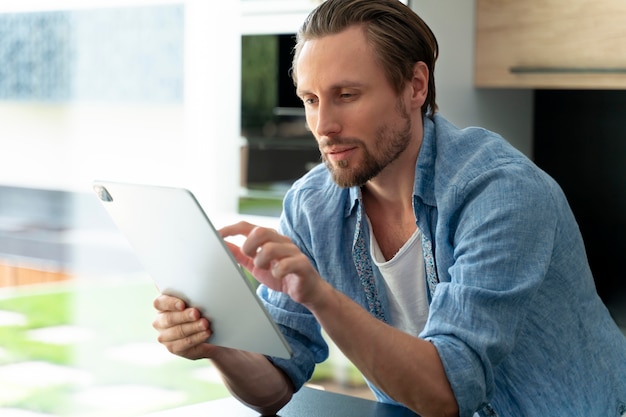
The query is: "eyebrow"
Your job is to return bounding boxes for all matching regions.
[296,81,367,98]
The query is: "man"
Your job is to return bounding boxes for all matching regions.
[152,1,626,416]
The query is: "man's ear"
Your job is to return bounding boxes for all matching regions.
[409,61,429,111]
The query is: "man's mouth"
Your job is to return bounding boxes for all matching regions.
[325,146,357,163]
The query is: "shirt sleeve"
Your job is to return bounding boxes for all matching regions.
[420,162,560,416]
[258,284,329,391]
[258,185,330,392]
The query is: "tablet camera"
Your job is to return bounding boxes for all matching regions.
[94,185,114,202]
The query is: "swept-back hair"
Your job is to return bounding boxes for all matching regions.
[292,0,439,117]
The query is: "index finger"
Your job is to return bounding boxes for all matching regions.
[218,220,257,239]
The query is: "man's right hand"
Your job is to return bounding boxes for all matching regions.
[152,293,218,360]
[152,293,294,415]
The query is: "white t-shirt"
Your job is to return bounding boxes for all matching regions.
[368,220,429,336]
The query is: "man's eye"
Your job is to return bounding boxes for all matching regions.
[340,92,358,100]
[303,97,317,105]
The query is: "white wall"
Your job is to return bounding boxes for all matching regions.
[413,0,533,156]
[181,0,241,214]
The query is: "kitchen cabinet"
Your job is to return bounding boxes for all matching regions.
[474,0,626,89]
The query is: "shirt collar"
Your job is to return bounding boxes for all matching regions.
[347,185,361,218]
[414,114,437,207]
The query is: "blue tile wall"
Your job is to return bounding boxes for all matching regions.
[0,12,73,101]
[0,5,184,103]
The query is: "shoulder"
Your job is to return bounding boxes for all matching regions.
[424,115,569,236]
[284,163,344,204]
[281,163,353,228]
[430,114,554,196]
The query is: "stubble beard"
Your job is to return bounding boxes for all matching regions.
[321,102,412,188]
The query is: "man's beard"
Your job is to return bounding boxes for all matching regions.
[320,102,412,188]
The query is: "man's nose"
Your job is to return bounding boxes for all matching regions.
[314,102,341,138]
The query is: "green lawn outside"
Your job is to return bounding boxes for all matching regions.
[0,278,366,416]
[0,280,230,416]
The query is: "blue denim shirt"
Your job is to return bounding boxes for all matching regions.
[259,114,626,416]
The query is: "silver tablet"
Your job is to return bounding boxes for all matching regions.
[92,180,293,359]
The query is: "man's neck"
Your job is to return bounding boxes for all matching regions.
[361,139,420,260]
[362,131,421,214]
[362,185,416,261]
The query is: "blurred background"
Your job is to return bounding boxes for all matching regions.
[0,0,623,416]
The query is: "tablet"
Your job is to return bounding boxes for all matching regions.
[92,180,293,359]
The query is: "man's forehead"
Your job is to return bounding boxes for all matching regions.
[295,28,377,89]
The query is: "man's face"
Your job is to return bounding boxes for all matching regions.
[295,26,414,188]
